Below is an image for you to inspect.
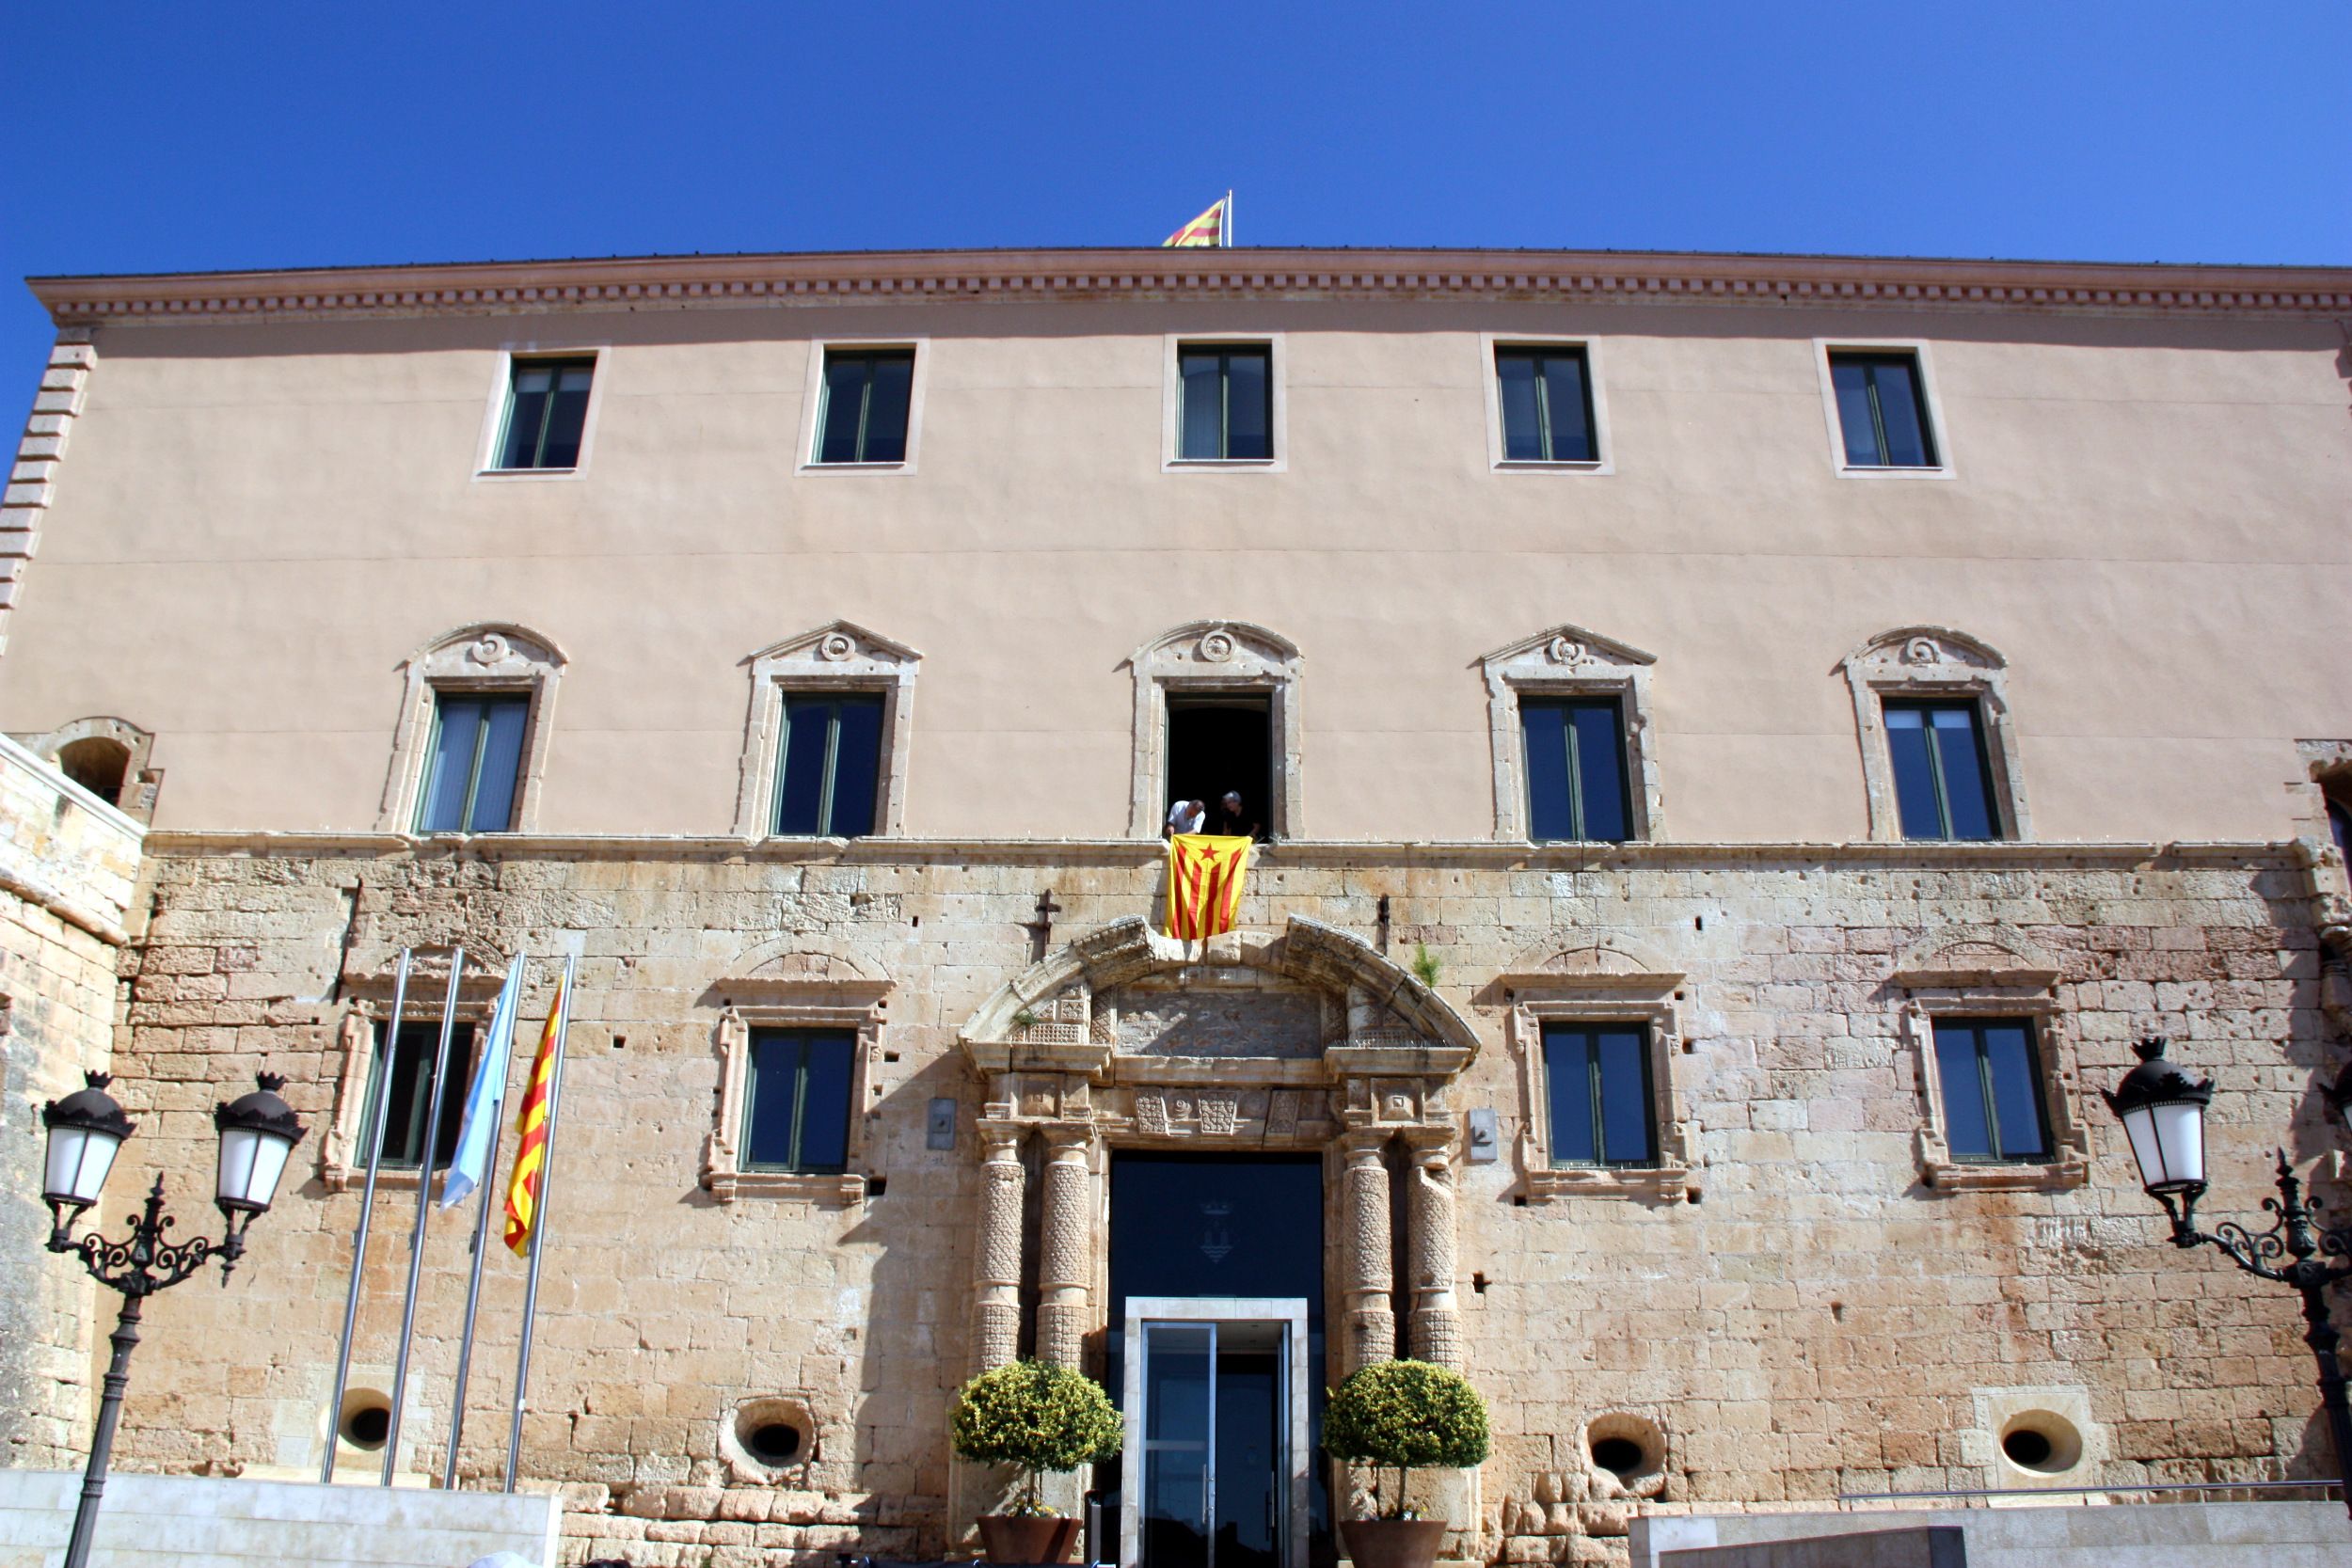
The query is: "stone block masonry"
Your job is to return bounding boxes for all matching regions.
[72,831,2352,1566]
[0,732,141,1471]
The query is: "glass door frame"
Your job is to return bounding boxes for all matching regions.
[1120,1296,1310,1568]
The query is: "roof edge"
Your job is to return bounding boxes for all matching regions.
[27,245,2352,325]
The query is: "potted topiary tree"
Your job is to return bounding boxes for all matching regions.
[1324,1358,1490,1568]
[950,1359,1124,1564]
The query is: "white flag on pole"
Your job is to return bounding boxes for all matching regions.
[439,953,525,1210]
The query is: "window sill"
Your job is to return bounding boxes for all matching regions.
[321,1162,432,1196]
[1835,463,1952,481]
[706,1167,866,1205]
[1163,457,1282,473]
[473,467,582,481]
[798,460,911,474]
[1918,1140,2089,1193]
[1493,459,1610,475]
[1524,1158,1692,1203]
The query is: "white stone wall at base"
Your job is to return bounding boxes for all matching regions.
[1630,1500,2350,1568]
[0,1469,558,1568]
[0,732,142,1471]
[77,832,2352,1566]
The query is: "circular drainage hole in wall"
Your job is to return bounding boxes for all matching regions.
[340,1397,391,1451]
[744,1420,803,1465]
[1590,1436,1646,1479]
[1998,1413,2083,1476]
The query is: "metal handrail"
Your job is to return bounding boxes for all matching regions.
[1836,1479,2341,1504]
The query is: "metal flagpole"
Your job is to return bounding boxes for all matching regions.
[1225,189,1234,247]
[503,952,577,1493]
[321,948,411,1483]
[439,965,518,1492]
[383,946,465,1485]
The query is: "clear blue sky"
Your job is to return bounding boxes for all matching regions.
[6,1,2345,428]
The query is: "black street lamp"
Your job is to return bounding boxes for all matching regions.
[39,1070,306,1568]
[2104,1037,2352,1518]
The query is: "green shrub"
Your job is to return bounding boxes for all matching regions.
[1324,1359,1490,1519]
[949,1360,1123,1516]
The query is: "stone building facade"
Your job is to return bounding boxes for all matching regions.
[2,245,2351,1568]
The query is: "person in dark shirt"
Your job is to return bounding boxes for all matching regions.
[1210,790,1263,841]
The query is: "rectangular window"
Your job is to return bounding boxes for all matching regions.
[417,693,530,833]
[1177,343,1273,460]
[495,356,595,471]
[1932,1018,2051,1163]
[361,1021,477,1171]
[1829,351,1938,468]
[1495,346,1597,463]
[1544,1022,1655,1165]
[816,348,915,464]
[774,693,885,837]
[741,1028,856,1173]
[1884,699,1998,841]
[1519,697,1632,843]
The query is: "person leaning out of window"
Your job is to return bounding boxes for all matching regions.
[1209,790,1263,842]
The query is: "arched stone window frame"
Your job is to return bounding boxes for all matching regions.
[1890,928,2090,1193]
[376,624,565,834]
[731,620,921,839]
[13,715,160,822]
[1479,624,1662,843]
[319,947,511,1192]
[1497,936,1696,1202]
[1840,626,2029,843]
[1125,621,1303,840]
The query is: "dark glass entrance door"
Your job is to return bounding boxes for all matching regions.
[1140,1320,1287,1568]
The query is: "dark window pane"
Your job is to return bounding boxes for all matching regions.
[861,353,914,463]
[1929,706,1997,841]
[818,356,871,464]
[775,697,835,834]
[499,359,593,469]
[1831,359,1883,467]
[1870,358,1934,467]
[365,1022,475,1170]
[418,698,485,832]
[539,367,594,468]
[1179,353,1223,459]
[1596,1028,1653,1164]
[1497,352,1543,461]
[824,695,884,837]
[1224,350,1271,460]
[1884,705,1946,839]
[795,1034,856,1172]
[1520,703,1575,842]
[500,367,553,469]
[465,697,530,832]
[742,1033,803,1167]
[1934,1023,1994,1160]
[1541,353,1596,462]
[1543,1027,1597,1164]
[1568,702,1630,842]
[2331,802,2352,862]
[1980,1022,2048,1159]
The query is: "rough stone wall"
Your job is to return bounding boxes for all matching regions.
[89,833,2349,1567]
[0,732,140,1468]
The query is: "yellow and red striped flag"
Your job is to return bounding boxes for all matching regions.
[1167,834,1252,940]
[501,970,567,1257]
[1163,195,1231,248]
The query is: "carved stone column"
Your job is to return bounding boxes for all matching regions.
[1342,1131,1396,1371]
[1036,1124,1096,1368]
[1405,1132,1463,1370]
[972,1123,1025,1373]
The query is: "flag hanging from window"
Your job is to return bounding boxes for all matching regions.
[1167,834,1252,940]
[501,970,569,1256]
[1163,194,1232,248]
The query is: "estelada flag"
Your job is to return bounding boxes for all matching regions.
[1167,834,1251,940]
[501,970,567,1256]
[1163,196,1229,248]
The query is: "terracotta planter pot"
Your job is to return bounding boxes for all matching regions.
[1341,1517,1449,1568]
[977,1513,1082,1565]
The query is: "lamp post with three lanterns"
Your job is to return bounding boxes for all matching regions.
[39,1069,307,1568]
[2104,1037,2352,1519]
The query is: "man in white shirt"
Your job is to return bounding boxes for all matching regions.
[1165,798,1207,837]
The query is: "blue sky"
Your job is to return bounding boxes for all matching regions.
[5,1,2345,427]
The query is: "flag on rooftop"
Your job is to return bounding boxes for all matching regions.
[1163,194,1232,248]
[1166,833,1251,940]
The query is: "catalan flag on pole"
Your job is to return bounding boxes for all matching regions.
[1167,834,1252,940]
[501,969,569,1257]
[1164,192,1232,248]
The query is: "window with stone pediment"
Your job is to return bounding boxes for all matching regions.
[703,936,888,1203]
[733,621,920,839]
[376,624,564,834]
[1840,626,2028,844]
[1127,622,1303,840]
[1479,625,1661,844]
